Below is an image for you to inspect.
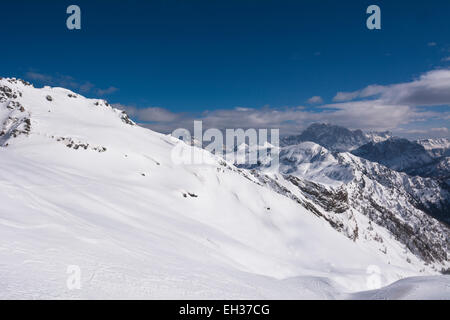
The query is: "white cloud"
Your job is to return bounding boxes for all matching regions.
[333,91,360,102]
[25,72,53,82]
[25,69,448,139]
[97,86,118,96]
[395,125,450,139]
[79,82,95,93]
[114,104,181,123]
[234,107,254,111]
[115,68,450,138]
[430,127,449,134]
[428,42,437,47]
[333,69,450,106]
[24,72,118,96]
[118,100,429,136]
[307,96,323,104]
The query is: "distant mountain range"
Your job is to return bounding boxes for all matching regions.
[237,124,450,225]
[281,123,392,152]
[280,123,449,186]
[352,137,450,185]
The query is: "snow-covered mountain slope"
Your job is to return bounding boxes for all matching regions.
[352,138,450,186]
[281,123,391,152]
[252,141,450,252]
[0,78,448,299]
[277,142,354,186]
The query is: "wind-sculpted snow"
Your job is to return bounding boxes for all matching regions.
[0,77,448,299]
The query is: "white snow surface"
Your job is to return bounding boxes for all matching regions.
[349,276,450,300]
[0,78,448,299]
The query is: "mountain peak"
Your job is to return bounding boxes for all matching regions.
[0,77,135,149]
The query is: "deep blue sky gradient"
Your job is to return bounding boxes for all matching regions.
[1,0,450,115]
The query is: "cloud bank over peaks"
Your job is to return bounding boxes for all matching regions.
[113,69,448,139]
[333,69,450,106]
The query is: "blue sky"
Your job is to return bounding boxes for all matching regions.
[1,0,449,137]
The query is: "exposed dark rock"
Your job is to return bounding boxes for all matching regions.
[120,111,135,126]
[53,136,107,153]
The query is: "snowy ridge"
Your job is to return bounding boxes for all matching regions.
[0,77,448,299]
